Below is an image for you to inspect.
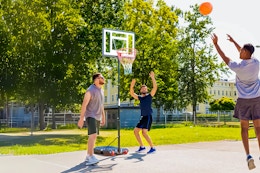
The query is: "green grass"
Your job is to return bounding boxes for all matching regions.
[0,125,255,155]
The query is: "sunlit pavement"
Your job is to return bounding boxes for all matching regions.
[1,139,260,173]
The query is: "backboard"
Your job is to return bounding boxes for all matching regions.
[102,28,135,57]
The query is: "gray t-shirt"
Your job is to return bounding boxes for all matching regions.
[229,58,260,98]
[84,84,104,120]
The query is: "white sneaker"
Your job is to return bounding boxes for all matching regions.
[247,155,256,170]
[85,155,90,162]
[86,155,99,166]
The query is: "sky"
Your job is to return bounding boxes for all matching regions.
[163,0,260,80]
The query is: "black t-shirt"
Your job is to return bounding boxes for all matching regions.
[138,94,153,116]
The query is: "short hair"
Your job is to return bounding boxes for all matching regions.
[92,73,102,82]
[140,84,147,90]
[243,44,255,55]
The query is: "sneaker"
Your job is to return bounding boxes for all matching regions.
[247,155,256,170]
[85,155,90,162]
[147,147,156,154]
[136,146,146,152]
[86,155,99,166]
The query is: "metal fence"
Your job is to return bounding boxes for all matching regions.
[1,110,238,129]
[156,110,238,125]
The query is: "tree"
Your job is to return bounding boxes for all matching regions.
[121,0,179,122]
[1,0,125,130]
[0,0,25,121]
[2,0,87,129]
[176,4,227,124]
[209,97,235,111]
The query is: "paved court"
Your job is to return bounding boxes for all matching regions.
[1,139,260,173]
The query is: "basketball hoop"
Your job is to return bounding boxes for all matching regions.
[116,48,137,75]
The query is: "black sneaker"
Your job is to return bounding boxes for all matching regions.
[136,146,146,152]
[147,147,156,154]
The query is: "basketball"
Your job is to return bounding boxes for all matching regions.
[199,2,213,16]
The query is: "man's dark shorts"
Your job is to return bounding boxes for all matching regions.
[234,96,260,120]
[86,117,100,135]
[136,115,153,131]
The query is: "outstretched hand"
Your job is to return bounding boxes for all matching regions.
[149,71,155,79]
[211,33,218,45]
[227,34,235,43]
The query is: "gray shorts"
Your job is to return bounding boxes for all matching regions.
[86,117,100,135]
[234,96,260,120]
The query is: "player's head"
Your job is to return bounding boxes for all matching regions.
[140,84,148,95]
[240,44,254,59]
[93,73,105,85]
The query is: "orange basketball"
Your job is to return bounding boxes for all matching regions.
[199,2,213,15]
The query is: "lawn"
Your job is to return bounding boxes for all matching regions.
[0,125,254,155]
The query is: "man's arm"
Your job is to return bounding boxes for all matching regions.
[130,79,139,100]
[100,108,105,126]
[211,33,231,65]
[78,91,91,128]
[150,71,157,97]
[227,34,241,52]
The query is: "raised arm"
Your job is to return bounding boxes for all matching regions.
[227,34,241,52]
[130,79,139,100]
[211,33,231,65]
[150,71,157,97]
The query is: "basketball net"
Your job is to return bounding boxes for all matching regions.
[116,48,137,75]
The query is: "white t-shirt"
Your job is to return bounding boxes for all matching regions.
[228,58,260,98]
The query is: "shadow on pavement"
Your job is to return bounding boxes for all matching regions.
[61,158,117,173]
[124,152,147,162]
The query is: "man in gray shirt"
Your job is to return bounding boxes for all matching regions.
[212,33,260,170]
[78,73,106,165]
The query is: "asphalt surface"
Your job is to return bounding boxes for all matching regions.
[1,139,260,173]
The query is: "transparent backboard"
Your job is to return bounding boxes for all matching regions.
[102,28,135,57]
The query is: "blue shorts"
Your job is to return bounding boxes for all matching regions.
[234,96,260,120]
[136,115,153,131]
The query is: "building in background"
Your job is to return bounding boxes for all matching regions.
[185,79,237,114]
[104,79,238,117]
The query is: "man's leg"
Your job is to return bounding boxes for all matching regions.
[134,127,144,146]
[241,120,250,155]
[253,119,260,152]
[142,129,156,154]
[241,119,255,170]
[87,133,97,156]
[142,129,154,148]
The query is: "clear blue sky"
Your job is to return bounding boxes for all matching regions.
[163,0,260,79]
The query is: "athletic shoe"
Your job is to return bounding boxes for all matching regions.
[86,155,99,166]
[85,155,90,162]
[136,146,146,152]
[147,147,156,154]
[247,155,255,170]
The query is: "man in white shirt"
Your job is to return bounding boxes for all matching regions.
[212,33,260,170]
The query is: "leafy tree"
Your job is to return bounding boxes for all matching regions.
[78,0,124,81]
[2,0,87,129]
[209,97,235,111]
[176,4,227,124]
[122,0,179,122]
[0,0,19,106]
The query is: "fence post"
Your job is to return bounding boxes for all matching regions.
[217,110,220,122]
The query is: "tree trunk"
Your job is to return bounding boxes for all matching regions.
[192,103,196,125]
[51,107,56,129]
[38,103,45,130]
[156,106,160,123]
[30,104,35,136]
